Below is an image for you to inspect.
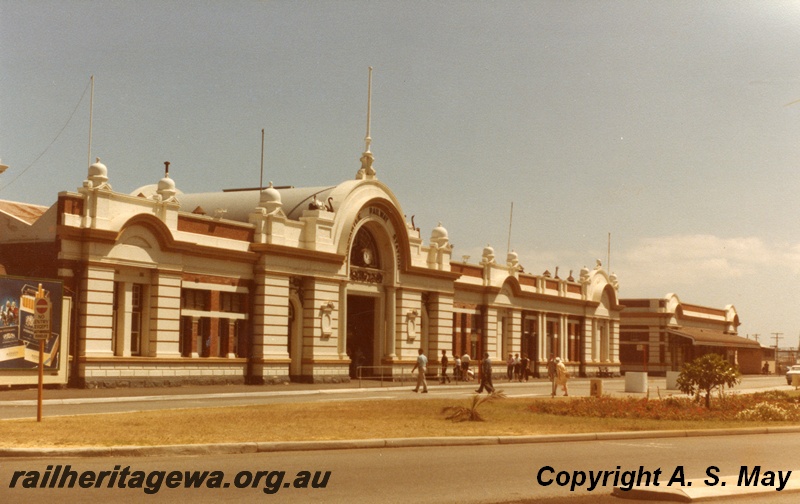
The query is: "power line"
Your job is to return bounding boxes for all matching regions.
[0,79,92,194]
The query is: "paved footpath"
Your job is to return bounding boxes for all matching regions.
[2,375,799,502]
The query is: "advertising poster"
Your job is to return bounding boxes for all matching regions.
[0,276,63,370]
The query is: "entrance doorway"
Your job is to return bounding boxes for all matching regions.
[288,300,303,379]
[347,295,376,378]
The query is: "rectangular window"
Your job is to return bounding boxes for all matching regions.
[198,317,211,357]
[182,289,209,311]
[219,319,229,357]
[220,292,244,313]
[234,319,246,358]
[546,320,558,357]
[179,316,193,357]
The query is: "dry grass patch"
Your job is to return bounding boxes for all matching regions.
[0,396,791,449]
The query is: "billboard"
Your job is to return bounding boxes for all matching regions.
[0,276,63,370]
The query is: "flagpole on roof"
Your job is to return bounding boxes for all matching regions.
[365,66,372,154]
[506,201,514,256]
[260,128,265,190]
[87,75,94,167]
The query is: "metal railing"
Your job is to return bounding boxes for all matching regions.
[356,365,439,388]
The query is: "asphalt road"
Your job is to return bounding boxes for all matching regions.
[2,432,799,503]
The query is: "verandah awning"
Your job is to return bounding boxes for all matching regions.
[667,327,761,349]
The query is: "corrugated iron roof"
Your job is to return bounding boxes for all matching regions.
[667,327,761,348]
[0,199,48,225]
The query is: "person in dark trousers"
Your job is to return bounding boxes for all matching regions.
[519,354,530,382]
[475,352,495,394]
[440,349,451,383]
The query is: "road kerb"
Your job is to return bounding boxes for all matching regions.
[2,427,800,458]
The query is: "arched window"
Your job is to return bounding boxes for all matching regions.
[350,227,380,269]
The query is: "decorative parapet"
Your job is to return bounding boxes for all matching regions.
[300,209,336,253]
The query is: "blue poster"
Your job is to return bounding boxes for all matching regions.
[0,276,63,370]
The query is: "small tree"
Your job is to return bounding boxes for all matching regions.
[676,353,740,409]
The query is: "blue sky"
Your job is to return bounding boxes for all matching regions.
[2,1,800,348]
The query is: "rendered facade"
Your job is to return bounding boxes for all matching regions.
[0,147,623,387]
[619,294,761,375]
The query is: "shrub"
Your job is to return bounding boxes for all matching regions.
[528,392,800,422]
[735,402,800,421]
[676,354,740,409]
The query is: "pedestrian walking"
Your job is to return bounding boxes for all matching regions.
[454,354,462,381]
[555,357,569,396]
[506,353,514,381]
[513,353,522,381]
[519,354,530,382]
[412,348,428,393]
[440,349,451,384]
[475,352,495,394]
[547,353,557,397]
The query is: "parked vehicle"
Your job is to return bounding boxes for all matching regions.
[785,365,800,385]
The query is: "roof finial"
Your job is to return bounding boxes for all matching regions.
[356,67,376,180]
[164,161,170,178]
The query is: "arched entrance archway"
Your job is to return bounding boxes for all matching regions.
[344,217,398,378]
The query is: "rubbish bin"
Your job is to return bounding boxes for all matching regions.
[625,372,648,393]
[666,371,680,390]
[590,378,603,397]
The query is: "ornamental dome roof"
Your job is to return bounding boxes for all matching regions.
[88,157,108,185]
[430,222,448,245]
[157,175,177,199]
[260,181,281,205]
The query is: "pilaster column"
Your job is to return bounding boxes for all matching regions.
[80,265,115,357]
[384,286,397,359]
[117,282,134,357]
[429,293,453,356]
[148,270,181,357]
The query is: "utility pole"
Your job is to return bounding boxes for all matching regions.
[750,333,760,343]
[772,332,784,373]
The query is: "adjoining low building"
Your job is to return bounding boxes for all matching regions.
[0,140,622,387]
[619,293,761,375]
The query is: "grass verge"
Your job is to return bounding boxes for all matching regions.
[2,395,798,449]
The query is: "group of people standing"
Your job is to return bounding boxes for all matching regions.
[438,350,477,384]
[505,353,531,382]
[413,349,570,397]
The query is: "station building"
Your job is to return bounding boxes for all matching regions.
[0,142,622,387]
[619,294,761,375]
